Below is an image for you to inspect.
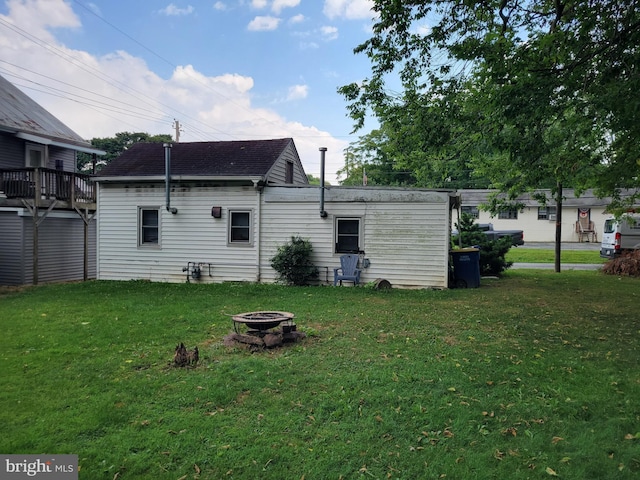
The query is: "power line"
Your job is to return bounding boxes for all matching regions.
[70,0,299,139]
[0,17,238,141]
[0,60,167,121]
[1,71,169,124]
[0,3,362,148]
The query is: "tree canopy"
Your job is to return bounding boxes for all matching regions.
[340,0,640,270]
[340,0,640,208]
[78,132,173,173]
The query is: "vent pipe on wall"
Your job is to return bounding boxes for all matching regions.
[164,143,178,214]
[319,147,328,218]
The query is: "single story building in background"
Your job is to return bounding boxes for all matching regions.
[457,189,639,243]
[95,139,458,289]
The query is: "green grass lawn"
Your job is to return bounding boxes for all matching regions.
[506,248,606,264]
[1,274,639,479]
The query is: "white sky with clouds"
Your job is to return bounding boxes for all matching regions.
[0,0,379,183]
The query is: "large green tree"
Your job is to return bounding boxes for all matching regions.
[338,127,418,186]
[340,0,640,271]
[78,132,173,173]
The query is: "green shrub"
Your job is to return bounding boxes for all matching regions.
[453,213,513,276]
[270,236,319,286]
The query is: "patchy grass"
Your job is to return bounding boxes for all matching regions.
[1,274,639,479]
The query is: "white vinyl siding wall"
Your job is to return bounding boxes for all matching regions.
[457,189,626,243]
[469,206,610,242]
[97,183,453,288]
[260,187,452,289]
[97,183,261,283]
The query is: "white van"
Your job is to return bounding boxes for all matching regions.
[600,215,640,258]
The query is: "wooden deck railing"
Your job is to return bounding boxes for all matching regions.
[0,168,96,207]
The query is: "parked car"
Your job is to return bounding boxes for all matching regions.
[452,223,524,246]
[477,223,524,246]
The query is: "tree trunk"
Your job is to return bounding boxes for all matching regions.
[555,182,563,273]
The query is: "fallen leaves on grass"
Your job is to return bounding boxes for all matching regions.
[545,466,558,476]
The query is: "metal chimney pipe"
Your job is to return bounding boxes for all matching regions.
[319,147,327,218]
[164,143,178,214]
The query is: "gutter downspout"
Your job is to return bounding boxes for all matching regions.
[254,180,262,282]
[319,147,328,218]
[164,143,178,214]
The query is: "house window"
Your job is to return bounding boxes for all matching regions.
[538,206,557,220]
[229,210,252,245]
[139,208,160,246]
[285,161,294,184]
[335,217,361,253]
[498,208,518,220]
[25,144,45,168]
[461,206,480,219]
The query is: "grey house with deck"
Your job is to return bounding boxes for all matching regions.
[0,74,104,285]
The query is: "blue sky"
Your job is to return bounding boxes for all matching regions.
[0,0,380,182]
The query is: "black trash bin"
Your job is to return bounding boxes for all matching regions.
[450,248,480,288]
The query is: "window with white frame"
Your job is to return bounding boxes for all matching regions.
[498,208,519,219]
[335,217,361,253]
[25,144,45,168]
[538,206,557,220]
[229,210,252,245]
[139,208,160,246]
[461,206,480,219]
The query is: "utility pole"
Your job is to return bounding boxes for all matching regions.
[173,119,181,142]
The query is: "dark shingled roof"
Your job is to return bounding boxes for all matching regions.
[98,138,295,177]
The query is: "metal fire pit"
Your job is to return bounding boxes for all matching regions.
[232,311,295,333]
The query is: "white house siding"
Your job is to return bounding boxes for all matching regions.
[98,184,454,288]
[469,206,610,243]
[260,187,453,289]
[97,183,262,283]
[458,189,627,243]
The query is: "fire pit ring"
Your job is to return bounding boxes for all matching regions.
[232,311,295,333]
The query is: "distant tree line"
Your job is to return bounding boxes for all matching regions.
[77,132,172,173]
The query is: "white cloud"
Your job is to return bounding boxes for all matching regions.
[320,25,338,41]
[213,1,227,11]
[412,23,431,36]
[159,4,195,16]
[288,13,305,24]
[323,0,374,20]
[251,0,268,9]
[286,84,308,101]
[1,0,80,36]
[247,15,280,31]
[299,41,319,49]
[0,0,346,182]
[272,0,300,14]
